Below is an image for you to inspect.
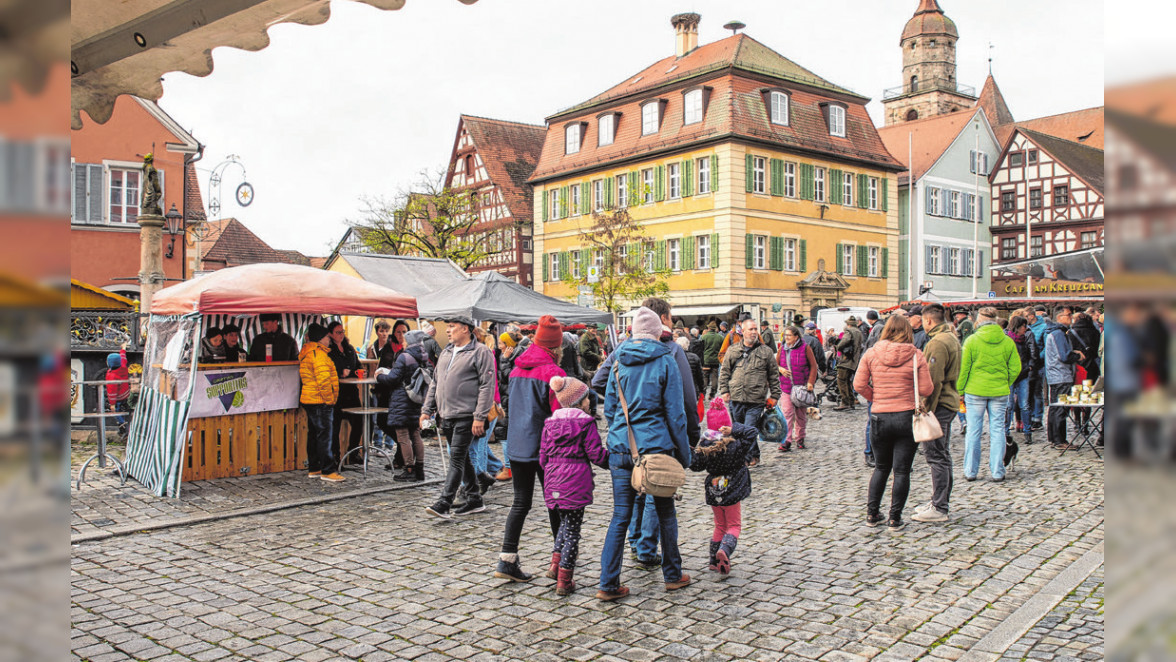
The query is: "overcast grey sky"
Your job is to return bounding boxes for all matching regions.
[157,0,1106,257]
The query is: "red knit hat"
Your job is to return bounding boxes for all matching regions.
[534,315,563,349]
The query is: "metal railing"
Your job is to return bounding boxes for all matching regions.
[883,78,975,101]
[70,311,144,351]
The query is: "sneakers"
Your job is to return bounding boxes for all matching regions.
[493,559,533,582]
[665,574,693,591]
[307,471,322,479]
[453,500,486,516]
[912,507,949,523]
[595,586,629,601]
[866,513,884,528]
[887,518,906,532]
[796,438,806,450]
[777,443,791,453]
[495,467,513,481]
[320,472,345,482]
[634,555,662,570]
[425,500,452,519]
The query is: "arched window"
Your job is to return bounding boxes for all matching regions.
[910,75,918,92]
[906,109,919,121]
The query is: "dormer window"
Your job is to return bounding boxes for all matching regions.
[769,91,790,125]
[598,113,616,146]
[827,105,846,137]
[684,89,703,125]
[641,101,661,135]
[565,123,583,155]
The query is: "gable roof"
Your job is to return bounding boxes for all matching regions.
[335,253,467,299]
[877,108,984,184]
[453,115,546,221]
[1105,75,1176,124]
[200,218,310,268]
[1015,128,1105,194]
[1106,107,1176,174]
[975,75,1014,127]
[995,107,1104,149]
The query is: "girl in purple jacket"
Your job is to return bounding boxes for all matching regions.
[539,375,608,596]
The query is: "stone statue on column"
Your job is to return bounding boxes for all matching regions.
[141,153,162,216]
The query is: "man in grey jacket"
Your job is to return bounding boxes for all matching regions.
[421,315,496,519]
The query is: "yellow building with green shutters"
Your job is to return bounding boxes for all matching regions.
[529,16,904,326]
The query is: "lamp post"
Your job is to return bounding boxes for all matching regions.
[164,203,184,259]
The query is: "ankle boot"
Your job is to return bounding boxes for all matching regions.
[545,552,561,579]
[413,462,425,481]
[717,534,738,578]
[556,566,577,595]
[708,541,721,571]
[393,468,416,482]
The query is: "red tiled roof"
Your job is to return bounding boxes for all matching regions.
[995,107,1104,150]
[531,36,901,182]
[975,75,1014,127]
[456,115,546,222]
[877,108,981,183]
[1105,76,1176,124]
[200,218,309,269]
[184,164,206,223]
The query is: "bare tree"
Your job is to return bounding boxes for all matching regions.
[560,208,670,322]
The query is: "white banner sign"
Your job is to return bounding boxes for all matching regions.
[180,365,301,419]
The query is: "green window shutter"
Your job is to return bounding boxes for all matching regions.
[542,253,549,281]
[857,174,869,209]
[560,186,569,217]
[628,242,639,269]
[541,189,548,222]
[745,233,754,268]
[745,154,754,192]
[683,235,695,269]
[800,163,814,201]
[829,169,842,205]
[858,245,868,276]
[881,247,889,278]
[581,181,590,215]
[769,159,782,196]
[657,240,667,271]
[835,243,844,274]
[711,154,720,192]
[799,239,807,272]
[770,236,783,270]
[604,177,613,209]
[628,171,638,204]
[656,165,665,202]
[683,159,693,196]
[881,177,889,211]
[712,233,720,267]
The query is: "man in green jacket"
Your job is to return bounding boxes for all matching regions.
[957,307,1021,483]
[913,303,960,523]
[717,319,781,463]
[953,309,975,344]
[700,322,725,399]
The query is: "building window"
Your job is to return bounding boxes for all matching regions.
[642,169,654,203]
[1029,188,1042,209]
[616,174,627,208]
[594,250,604,269]
[1028,149,1038,164]
[784,238,797,271]
[644,242,656,269]
[108,167,140,223]
[842,172,854,206]
[869,178,879,210]
[697,157,711,194]
[770,91,789,125]
[617,244,628,272]
[668,162,681,199]
[565,124,581,154]
[668,238,681,271]
[814,167,826,202]
[783,162,796,197]
[1081,231,1097,249]
[598,114,615,146]
[828,105,846,137]
[949,248,961,276]
[550,253,560,280]
[754,235,767,269]
[550,188,560,219]
[753,156,766,194]
[641,102,659,135]
[928,246,941,275]
[1053,185,1069,206]
[1031,235,1044,257]
[1119,164,1139,191]
[569,184,581,216]
[697,234,711,269]
[684,89,703,125]
[928,186,941,215]
[843,244,856,275]
[571,250,581,279]
[869,246,880,277]
[970,150,989,175]
[1009,152,1024,167]
[948,191,960,217]
[963,249,975,276]
[1001,190,1016,212]
[1001,237,1018,260]
[593,179,604,211]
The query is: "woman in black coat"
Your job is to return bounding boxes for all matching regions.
[327,321,364,465]
[376,330,430,481]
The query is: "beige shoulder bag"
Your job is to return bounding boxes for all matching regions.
[911,354,943,443]
[613,364,685,497]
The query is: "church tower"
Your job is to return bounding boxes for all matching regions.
[882,0,976,126]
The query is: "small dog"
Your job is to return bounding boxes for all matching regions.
[1003,438,1019,471]
[806,407,822,421]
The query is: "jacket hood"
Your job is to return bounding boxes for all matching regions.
[402,344,427,364]
[550,407,594,423]
[870,339,921,367]
[1043,320,1066,335]
[616,337,671,366]
[515,342,557,370]
[974,323,1008,344]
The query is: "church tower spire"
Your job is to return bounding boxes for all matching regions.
[882,0,976,126]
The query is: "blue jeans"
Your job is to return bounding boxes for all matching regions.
[303,403,336,473]
[600,455,683,589]
[1031,370,1045,423]
[1008,379,1031,434]
[864,402,873,455]
[964,394,1008,480]
[728,400,766,460]
[630,494,660,559]
[468,418,502,475]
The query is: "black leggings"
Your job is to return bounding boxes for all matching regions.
[500,460,560,555]
[868,410,918,520]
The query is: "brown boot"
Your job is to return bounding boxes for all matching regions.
[556,567,576,596]
[545,552,560,579]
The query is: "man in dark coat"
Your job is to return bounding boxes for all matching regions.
[247,313,298,362]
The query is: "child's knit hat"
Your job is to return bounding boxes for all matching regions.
[549,375,589,409]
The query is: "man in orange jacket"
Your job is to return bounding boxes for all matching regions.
[300,323,344,482]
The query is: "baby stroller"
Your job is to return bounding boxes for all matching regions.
[816,370,841,407]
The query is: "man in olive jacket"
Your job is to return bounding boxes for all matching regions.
[913,303,960,522]
[700,322,725,399]
[834,317,864,411]
[957,307,1020,483]
[717,318,781,462]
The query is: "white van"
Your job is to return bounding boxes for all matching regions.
[815,306,878,337]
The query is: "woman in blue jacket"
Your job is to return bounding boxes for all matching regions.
[597,307,692,601]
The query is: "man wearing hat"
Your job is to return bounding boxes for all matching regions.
[701,322,725,399]
[834,316,864,411]
[300,323,343,482]
[247,314,298,362]
[801,322,827,375]
[953,309,975,344]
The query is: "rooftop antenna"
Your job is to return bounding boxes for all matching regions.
[723,20,745,35]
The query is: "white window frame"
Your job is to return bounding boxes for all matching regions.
[569,184,581,216]
[784,238,797,271]
[929,246,942,274]
[618,244,628,271]
[644,243,656,269]
[770,91,789,125]
[869,246,880,277]
[828,105,846,137]
[1030,235,1044,257]
[598,114,615,147]
[668,238,681,271]
[641,102,659,135]
[594,250,604,269]
[869,178,879,210]
[571,250,581,279]
[927,186,940,215]
[814,167,826,202]
[668,162,681,199]
[753,156,767,194]
[642,169,654,204]
[565,124,581,155]
[754,235,767,270]
[1081,231,1097,249]
[107,165,142,224]
[550,188,560,220]
[550,253,560,280]
[593,179,604,211]
[949,247,961,276]
[843,244,856,276]
[842,172,853,206]
[616,174,627,208]
[684,89,703,125]
[697,157,711,194]
[697,234,711,269]
[784,162,796,197]
[1001,237,1018,261]
[949,190,960,217]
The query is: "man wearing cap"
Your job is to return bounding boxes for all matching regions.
[421,315,497,519]
[247,314,298,362]
[802,322,827,375]
[861,310,880,343]
[953,309,975,344]
[578,326,604,376]
[865,309,894,351]
[701,322,725,399]
[221,324,247,363]
[908,308,929,351]
[834,317,864,411]
[300,323,344,482]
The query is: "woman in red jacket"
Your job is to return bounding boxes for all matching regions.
[854,316,933,532]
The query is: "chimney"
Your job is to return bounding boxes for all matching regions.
[671,13,700,57]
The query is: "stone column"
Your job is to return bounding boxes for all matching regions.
[138,213,165,317]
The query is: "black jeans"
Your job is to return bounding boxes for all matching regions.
[868,410,918,521]
[500,460,560,555]
[922,406,956,514]
[303,403,335,473]
[439,417,479,505]
[1048,383,1073,446]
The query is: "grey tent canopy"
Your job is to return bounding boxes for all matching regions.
[417,272,613,324]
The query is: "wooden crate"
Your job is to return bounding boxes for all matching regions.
[183,409,307,481]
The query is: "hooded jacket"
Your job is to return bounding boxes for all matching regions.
[422,340,495,423]
[719,339,782,404]
[506,343,565,463]
[1043,321,1080,385]
[593,336,700,444]
[689,422,756,507]
[922,322,961,413]
[603,338,691,468]
[853,339,933,413]
[539,408,609,510]
[1007,330,1035,384]
[299,342,338,405]
[958,322,1021,397]
[376,344,429,428]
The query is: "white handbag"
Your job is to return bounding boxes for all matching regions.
[911,355,943,443]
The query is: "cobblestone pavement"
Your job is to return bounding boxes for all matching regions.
[997,570,1103,662]
[71,407,1104,661]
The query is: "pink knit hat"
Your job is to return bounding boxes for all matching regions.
[549,375,590,409]
[631,307,662,341]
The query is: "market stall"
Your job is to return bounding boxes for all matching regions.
[415,271,613,325]
[125,263,416,497]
